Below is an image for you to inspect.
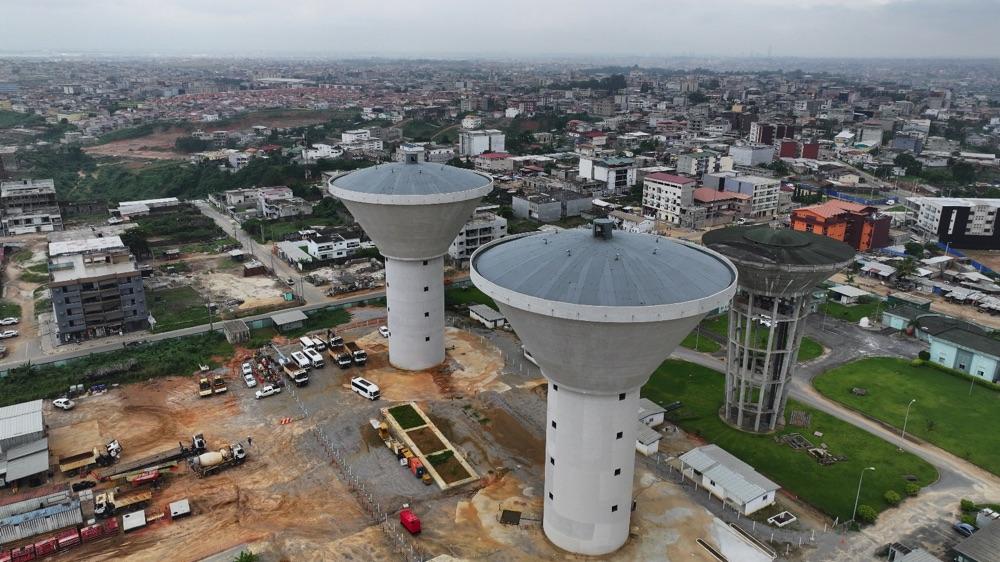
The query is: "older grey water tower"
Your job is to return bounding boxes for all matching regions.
[329,147,492,370]
[703,226,854,434]
[470,221,738,555]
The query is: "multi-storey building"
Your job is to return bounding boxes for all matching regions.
[257,187,313,219]
[48,236,147,343]
[458,129,505,156]
[675,151,734,178]
[791,200,891,251]
[728,144,775,167]
[448,207,508,262]
[0,179,63,236]
[908,197,1000,250]
[303,231,362,261]
[641,173,697,225]
[578,156,636,196]
[722,175,780,218]
[474,152,514,174]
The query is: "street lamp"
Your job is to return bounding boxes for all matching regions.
[901,399,916,443]
[852,466,876,523]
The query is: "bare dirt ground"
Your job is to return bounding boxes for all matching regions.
[149,255,286,312]
[2,235,49,356]
[961,249,1000,272]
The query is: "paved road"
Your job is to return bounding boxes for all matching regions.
[671,320,1000,560]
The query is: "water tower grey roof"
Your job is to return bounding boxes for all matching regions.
[702,226,855,268]
[331,162,491,197]
[472,229,736,308]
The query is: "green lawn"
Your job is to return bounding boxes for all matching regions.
[699,315,824,362]
[820,300,880,323]
[19,269,49,284]
[388,404,425,429]
[815,357,1000,475]
[0,299,21,318]
[643,360,938,519]
[680,332,722,353]
[148,286,209,332]
[246,216,344,243]
[445,286,497,310]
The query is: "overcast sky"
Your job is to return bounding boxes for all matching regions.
[2,0,998,59]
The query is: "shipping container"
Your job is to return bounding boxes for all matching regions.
[31,538,56,557]
[0,502,82,546]
[55,529,80,550]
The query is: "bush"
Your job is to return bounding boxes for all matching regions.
[856,504,878,524]
[884,490,902,506]
[911,359,924,367]
[962,499,978,512]
[918,350,930,361]
[904,483,920,497]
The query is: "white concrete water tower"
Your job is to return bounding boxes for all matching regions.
[329,148,492,370]
[470,220,738,555]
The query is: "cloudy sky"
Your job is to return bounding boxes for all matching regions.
[2,0,998,58]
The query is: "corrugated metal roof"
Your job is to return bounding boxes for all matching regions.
[4,450,49,481]
[637,398,666,419]
[953,523,1000,561]
[5,438,47,460]
[680,445,779,504]
[0,410,44,444]
[271,309,308,326]
[0,489,71,519]
[897,548,944,562]
[332,163,491,197]
[469,304,504,322]
[0,400,42,420]
[636,425,662,446]
[0,501,81,545]
[473,230,735,307]
[704,226,855,269]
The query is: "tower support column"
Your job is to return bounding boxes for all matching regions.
[384,255,445,371]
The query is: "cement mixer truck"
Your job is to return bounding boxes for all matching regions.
[187,443,247,477]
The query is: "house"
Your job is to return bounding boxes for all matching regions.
[907,197,1000,250]
[257,187,312,219]
[729,144,775,167]
[469,304,506,329]
[887,544,943,562]
[827,285,871,305]
[635,425,662,457]
[952,521,1000,562]
[458,129,505,156]
[791,200,891,251]
[679,444,780,515]
[271,310,308,332]
[916,316,1000,382]
[637,398,666,427]
[691,188,752,227]
[0,400,49,487]
[881,304,927,331]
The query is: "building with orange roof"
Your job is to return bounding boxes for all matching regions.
[790,199,890,251]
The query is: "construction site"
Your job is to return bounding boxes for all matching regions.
[0,302,788,562]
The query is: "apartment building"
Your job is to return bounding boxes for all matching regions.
[303,231,361,261]
[908,197,1000,250]
[474,152,514,174]
[512,190,592,222]
[0,179,64,236]
[257,187,313,219]
[641,173,697,225]
[729,144,775,167]
[458,129,505,156]
[676,151,734,177]
[48,236,147,343]
[791,200,891,251]
[578,156,636,196]
[722,175,780,218]
[448,207,508,262]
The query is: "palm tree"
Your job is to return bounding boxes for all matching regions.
[233,551,259,562]
[895,257,918,280]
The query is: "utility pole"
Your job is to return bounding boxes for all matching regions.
[852,466,876,523]
[901,399,916,443]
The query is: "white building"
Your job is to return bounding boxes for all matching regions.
[458,129,505,156]
[578,156,637,196]
[461,115,482,129]
[907,196,1000,248]
[448,206,508,262]
[304,232,361,260]
[723,175,780,218]
[679,444,780,516]
[342,129,371,144]
[257,187,312,219]
[0,179,64,236]
[676,151,733,177]
[729,144,775,167]
[641,173,697,225]
[302,143,344,163]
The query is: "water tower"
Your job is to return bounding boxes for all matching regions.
[329,148,492,370]
[470,221,737,555]
[703,226,854,434]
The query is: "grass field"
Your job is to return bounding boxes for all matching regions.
[680,332,722,353]
[643,360,938,519]
[815,357,1000,474]
[0,299,21,318]
[148,286,209,332]
[283,308,351,338]
[820,300,880,323]
[445,286,497,310]
[700,315,824,362]
[247,216,344,243]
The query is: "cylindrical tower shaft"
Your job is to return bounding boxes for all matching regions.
[544,385,641,554]
[384,256,445,370]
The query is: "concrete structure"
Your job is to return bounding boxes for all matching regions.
[256,187,312,219]
[469,304,506,329]
[330,148,492,370]
[791,200,891,251]
[0,179,63,236]
[704,227,854,433]
[679,445,780,516]
[458,129,505,156]
[448,206,507,262]
[641,173,697,225]
[723,176,780,218]
[0,400,48,487]
[578,156,636,196]
[48,236,148,344]
[474,152,513,174]
[729,144,775,167]
[511,190,592,223]
[907,197,1000,250]
[676,151,733,177]
[112,198,182,220]
[470,221,737,555]
[917,316,1000,382]
[271,309,308,332]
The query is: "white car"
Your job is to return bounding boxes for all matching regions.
[0,317,19,326]
[240,362,253,377]
[378,326,390,338]
[243,373,257,388]
[52,398,75,411]
[255,385,281,399]
[0,330,18,339]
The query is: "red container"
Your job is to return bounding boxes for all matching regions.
[399,508,421,535]
[0,550,11,562]
[80,524,103,543]
[56,529,81,550]
[9,546,35,562]
[32,538,56,557]
[103,518,120,535]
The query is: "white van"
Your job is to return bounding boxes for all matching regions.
[291,350,311,370]
[310,336,327,352]
[299,336,316,349]
[350,377,381,401]
[303,347,325,369]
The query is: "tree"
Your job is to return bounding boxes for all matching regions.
[120,229,151,260]
[951,161,977,185]
[904,242,925,258]
[687,92,709,105]
[894,153,922,177]
[498,206,514,219]
[904,483,920,497]
[894,258,918,280]
[883,490,902,506]
[174,137,212,153]
[856,505,878,524]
